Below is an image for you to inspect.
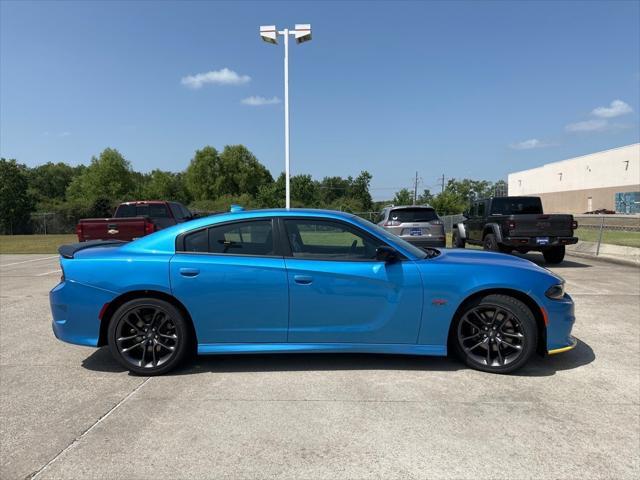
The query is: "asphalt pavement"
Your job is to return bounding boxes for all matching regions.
[0,252,638,479]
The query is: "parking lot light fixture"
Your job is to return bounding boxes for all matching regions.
[259,24,312,209]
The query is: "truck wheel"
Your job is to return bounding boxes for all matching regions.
[483,234,499,252]
[543,246,565,264]
[452,230,465,248]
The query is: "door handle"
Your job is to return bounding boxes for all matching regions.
[294,274,313,285]
[179,267,200,277]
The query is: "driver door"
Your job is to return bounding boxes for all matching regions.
[281,218,423,344]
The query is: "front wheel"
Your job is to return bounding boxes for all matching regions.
[453,294,537,373]
[543,245,565,264]
[107,298,192,375]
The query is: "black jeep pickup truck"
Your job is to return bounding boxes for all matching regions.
[452,196,578,263]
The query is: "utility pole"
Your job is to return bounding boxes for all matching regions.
[413,171,418,205]
[440,174,445,193]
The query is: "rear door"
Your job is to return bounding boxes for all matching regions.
[169,218,288,344]
[281,217,423,344]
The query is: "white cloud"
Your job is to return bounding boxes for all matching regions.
[43,131,71,137]
[509,138,552,150]
[565,119,608,132]
[241,96,281,106]
[591,99,633,118]
[181,68,251,89]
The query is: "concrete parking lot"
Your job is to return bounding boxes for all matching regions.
[1,252,638,479]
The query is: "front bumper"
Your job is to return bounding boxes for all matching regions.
[544,294,576,354]
[50,280,115,347]
[400,236,446,248]
[503,236,578,249]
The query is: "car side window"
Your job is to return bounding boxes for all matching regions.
[477,201,485,217]
[375,210,385,223]
[209,220,274,255]
[180,220,274,256]
[183,228,208,252]
[470,203,477,217]
[284,219,383,260]
[169,203,184,220]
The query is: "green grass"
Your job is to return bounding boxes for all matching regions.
[1,228,637,255]
[0,234,77,254]
[574,228,640,249]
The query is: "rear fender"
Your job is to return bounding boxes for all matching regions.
[483,223,503,242]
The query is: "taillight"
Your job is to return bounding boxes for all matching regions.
[572,220,578,230]
[384,220,401,227]
[505,220,516,230]
[144,221,156,235]
[75,223,83,240]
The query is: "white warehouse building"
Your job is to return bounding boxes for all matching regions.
[508,143,640,214]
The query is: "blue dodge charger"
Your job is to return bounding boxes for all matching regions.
[50,208,576,375]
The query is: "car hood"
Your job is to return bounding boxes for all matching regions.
[427,248,559,277]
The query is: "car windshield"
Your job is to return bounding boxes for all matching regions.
[390,207,438,223]
[350,215,428,259]
[490,197,543,215]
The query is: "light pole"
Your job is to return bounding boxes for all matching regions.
[260,24,312,209]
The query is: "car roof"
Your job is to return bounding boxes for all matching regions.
[120,208,422,260]
[388,205,435,210]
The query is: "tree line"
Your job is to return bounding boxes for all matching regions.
[0,145,506,234]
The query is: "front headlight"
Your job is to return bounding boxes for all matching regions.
[545,283,565,300]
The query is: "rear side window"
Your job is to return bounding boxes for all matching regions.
[477,202,485,217]
[389,208,438,223]
[209,221,273,255]
[184,229,208,252]
[180,220,274,256]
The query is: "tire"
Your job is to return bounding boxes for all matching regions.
[452,294,538,374]
[107,297,192,375]
[452,229,465,248]
[483,233,499,251]
[543,245,565,264]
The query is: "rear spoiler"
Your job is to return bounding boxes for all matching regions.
[58,240,128,259]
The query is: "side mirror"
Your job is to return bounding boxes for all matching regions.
[462,210,469,218]
[376,246,399,263]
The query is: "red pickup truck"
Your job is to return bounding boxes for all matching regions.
[76,201,195,242]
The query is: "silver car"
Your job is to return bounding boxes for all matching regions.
[376,205,446,248]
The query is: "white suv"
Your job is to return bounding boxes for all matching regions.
[377,205,446,248]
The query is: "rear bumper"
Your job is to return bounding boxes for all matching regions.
[400,236,446,248]
[503,236,578,249]
[50,280,115,347]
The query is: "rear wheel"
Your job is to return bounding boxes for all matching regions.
[453,294,537,373]
[107,298,191,375]
[483,233,499,251]
[452,229,465,248]
[543,245,565,264]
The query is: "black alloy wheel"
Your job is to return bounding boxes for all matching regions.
[454,294,537,373]
[108,298,191,375]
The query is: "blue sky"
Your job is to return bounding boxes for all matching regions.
[1,0,639,199]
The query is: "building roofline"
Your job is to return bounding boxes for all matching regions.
[508,143,639,177]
